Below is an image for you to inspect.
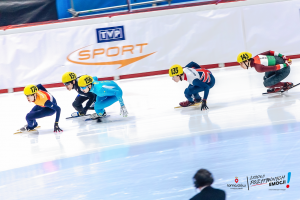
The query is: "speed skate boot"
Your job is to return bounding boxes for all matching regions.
[267,87,282,94]
[283,82,293,91]
[19,125,30,133]
[179,100,195,107]
[17,125,39,134]
[194,97,202,103]
[71,111,85,117]
[90,110,107,119]
[90,111,107,122]
[71,112,83,117]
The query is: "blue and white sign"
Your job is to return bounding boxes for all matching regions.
[96,26,125,43]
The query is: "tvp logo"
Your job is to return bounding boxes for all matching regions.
[96,26,125,43]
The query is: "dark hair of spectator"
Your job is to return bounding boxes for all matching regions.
[193,169,214,188]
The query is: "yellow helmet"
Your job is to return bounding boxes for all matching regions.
[169,64,184,77]
[62,72,77,83]
[78,75,94,87]
[237,52,252,63]
[24,85,38,96]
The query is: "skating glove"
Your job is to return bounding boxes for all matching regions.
[285,59,292,66]
[120,105,128,117]
[201,99,209,111]
[54,122,63,132]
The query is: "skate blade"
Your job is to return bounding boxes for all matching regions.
[14,129,38,134]
[66,114,91,119]
[262,92,283,96]
[262,83,300,96]
[14,126,41,134]
[16,126,41,131]
[174,102,202,109]
[85,115,110,121]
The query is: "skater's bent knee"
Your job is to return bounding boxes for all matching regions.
[72,101,79,108]
[26,113,33,121]
[184,88,191,94]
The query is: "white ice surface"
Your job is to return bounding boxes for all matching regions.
[0,61,300,199]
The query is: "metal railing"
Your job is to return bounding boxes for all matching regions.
[68,0,172,18]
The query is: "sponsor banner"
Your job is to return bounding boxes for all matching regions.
[0,7,244,89]
[226,172,292,191]
[1,0,300,89]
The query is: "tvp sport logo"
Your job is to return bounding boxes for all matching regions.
[67,25,156,69]
[96,26,125,43]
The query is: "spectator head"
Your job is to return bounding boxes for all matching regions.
[193,169,214,189]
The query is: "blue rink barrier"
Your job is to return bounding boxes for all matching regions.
[56,0,211,19]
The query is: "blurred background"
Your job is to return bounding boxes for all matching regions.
[0,0,239,27]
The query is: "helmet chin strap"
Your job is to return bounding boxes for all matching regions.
[72,80,77,89]
[244,59,251,69]
[179,74,183,81]
[244,60,250,69]
[33,94,37,102]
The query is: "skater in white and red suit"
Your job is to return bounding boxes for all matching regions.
[169,61,215,110]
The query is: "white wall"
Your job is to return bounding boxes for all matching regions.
[0,0,299,89]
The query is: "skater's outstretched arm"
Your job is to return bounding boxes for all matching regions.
[101,87,124,106]
[101,86,128,117]
[83,92,96,112]
[36,84,61,122]
[44,101,61,123]
[44,100,62,132]
[36,84,47,92]
[259,51,287,59]
[185,61,201,69]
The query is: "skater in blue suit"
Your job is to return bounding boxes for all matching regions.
[77,75,128,119]
[169,61,215,110]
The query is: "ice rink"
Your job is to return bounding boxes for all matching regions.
[1,61,300,200]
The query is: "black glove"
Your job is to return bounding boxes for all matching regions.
[201,99,209,111]
[54,122,63,132]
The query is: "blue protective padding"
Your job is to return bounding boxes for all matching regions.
[56,0,72,19]
[56,0,211,19]
[56,0,128,19]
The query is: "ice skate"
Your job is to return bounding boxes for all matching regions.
[86,111,108,121]
[194,98,202,103]
[66,111,90,119]
[267,87,282,94]
[282,82,294,91]
[15,125,40,134]
[179,100,195,107]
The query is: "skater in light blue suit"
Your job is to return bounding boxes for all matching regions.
[77,75,128,119]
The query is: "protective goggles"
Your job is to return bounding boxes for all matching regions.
[80,86,88,91]
[26,94,34,97]
[64,81,72,86]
